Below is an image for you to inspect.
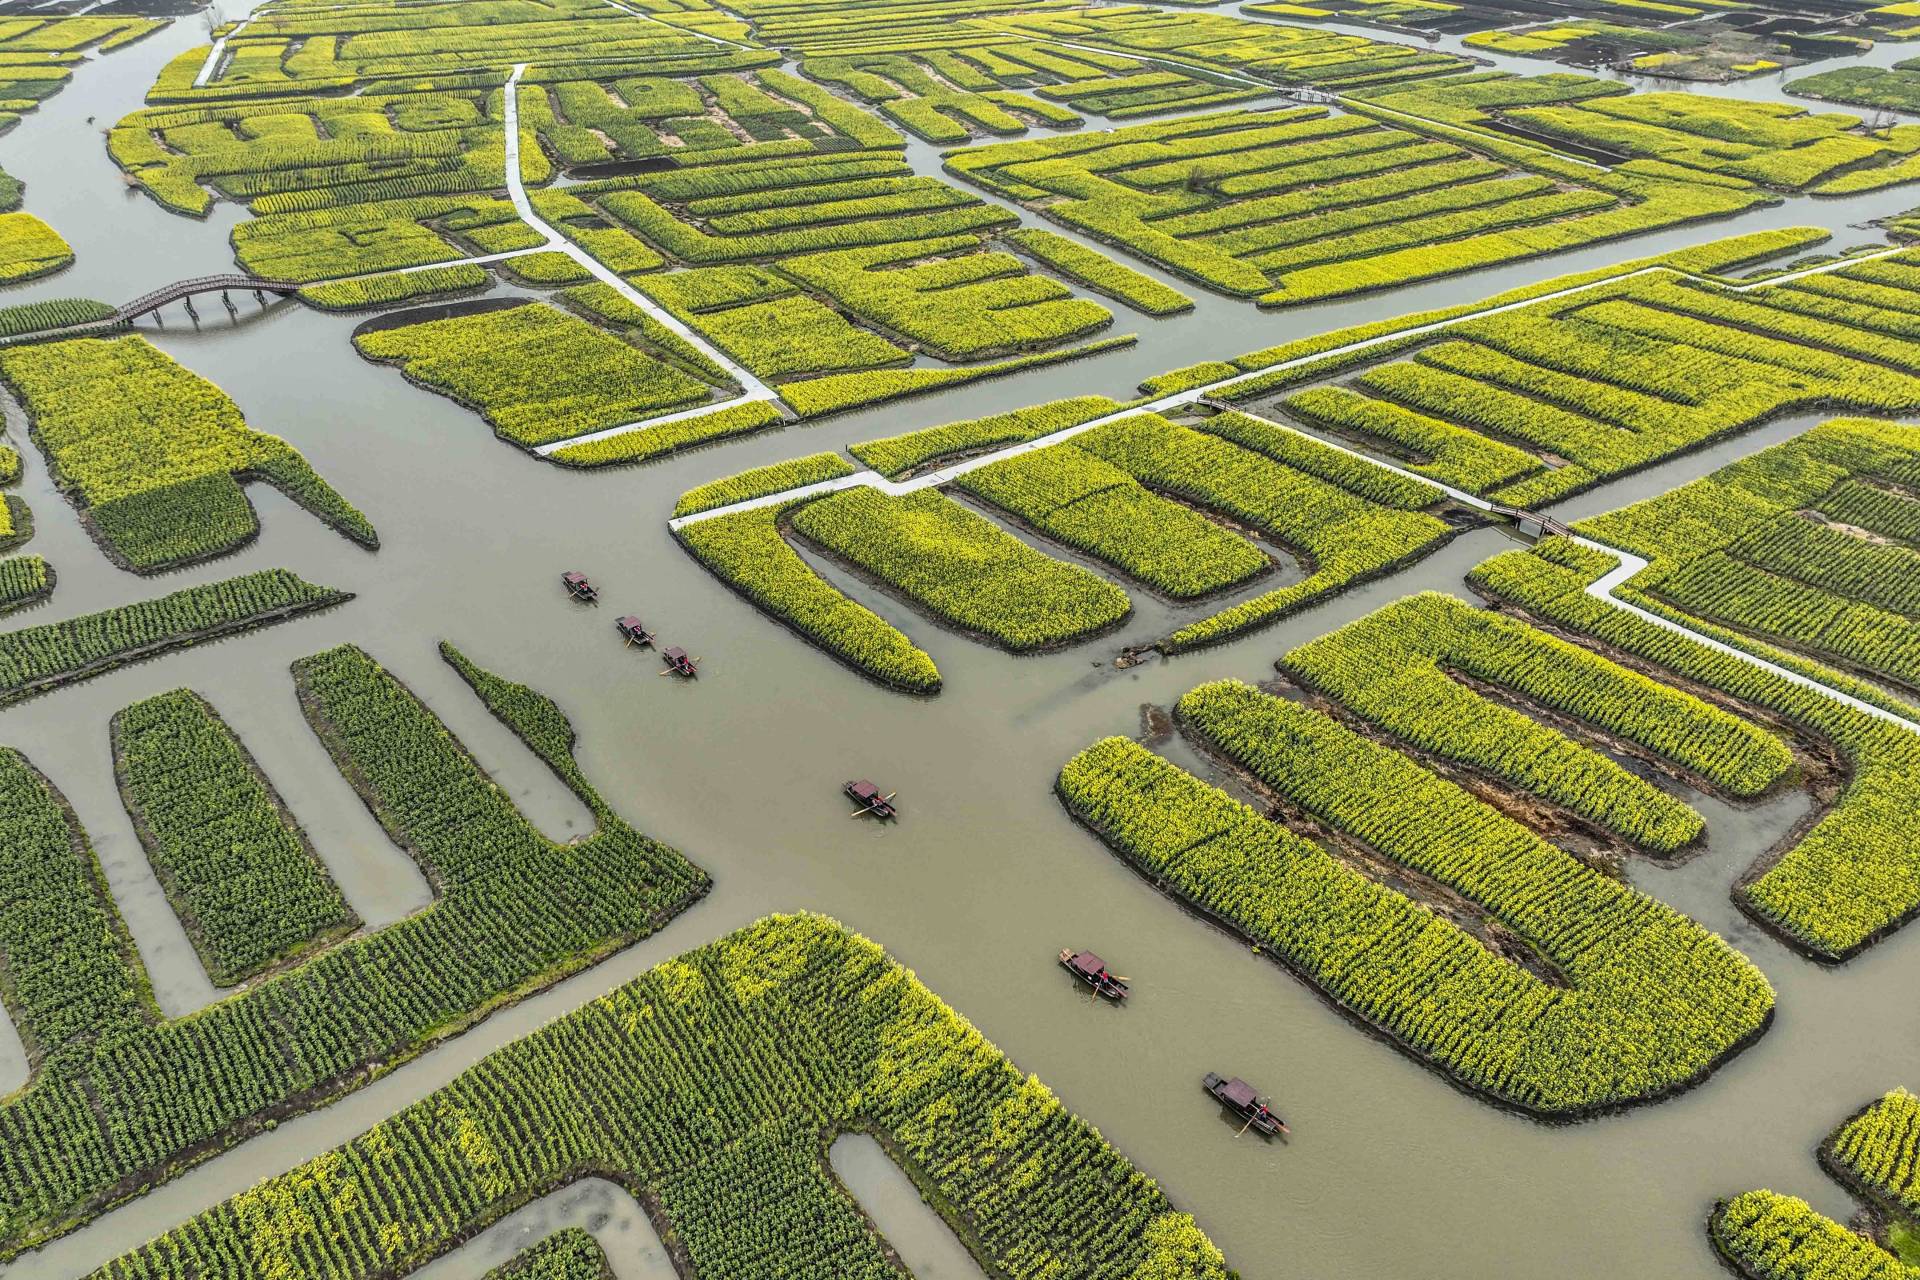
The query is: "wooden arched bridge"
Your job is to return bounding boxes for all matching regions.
[110,274,298,325]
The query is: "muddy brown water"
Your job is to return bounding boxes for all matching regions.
[1,16,1920,1279]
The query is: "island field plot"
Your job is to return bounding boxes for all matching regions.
[1236,0,1920,47]
[672,406,1462,691]
[0,640,707,1258]
[943,78,1776,308]
[1055,660,1777,1118]
[1230,245,1920,507]
[87,913,1232,1280]
[1713,1085,1920,1280]
[1452,21,1807,82]
[0,335,377,573]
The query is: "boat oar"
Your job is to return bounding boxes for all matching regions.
[1236,1114,1256,1137]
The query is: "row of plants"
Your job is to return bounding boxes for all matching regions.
[1280,592,1791,853]
[1068,413,1451,650]
[353,302,715,448]
[774,236,1114,361]
[545,400,786,468]
[1469,535,1920,961]
[775,336,1135,418]
[0,209,75,288]
[0,640,708,1257]
[0,554,50,614]
[112,688,359,988]
[673,451,853,517]
[485,1228,611,1280]
[1058,676,1773,1115]
[1004,227,1192,316]
[1278,383,1543,495]
[1579,418,1920,698]
[298,262,491,311]
[554,282,732,384]
[0,569,348,709]
[89,913,1230,1280]
[231,194,535,281]
[955,441,1270,598]
[0,297,113,338]
[674,499,942,692]
[0,335,377,570]
[789,486,1131,651]
[1711,1088,1920,1279]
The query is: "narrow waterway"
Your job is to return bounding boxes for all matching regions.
[0,10,1916,1280]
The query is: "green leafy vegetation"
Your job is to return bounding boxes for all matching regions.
[0,569,347,709]
[485,1230,610,1280]
[675,500,942,693]
[956,442,1269,598]
[90,913,1228,1280]
[674,451,853,517]
[1007,228,1193,315]
[298,264,490,311]
[1470,534,1920,961]
[0,555,50,614]
[850,396,1121,477]
[354,302,715,448]
[545,400,786,468]
[1281,592,1792,853]
[0,297,114,338]
[0,336,376,570]
[791,487,1130,650]
[1059,677,1773,1116]
[0,640,706,1256]
[113,690,358,986]
[0,212,71,284]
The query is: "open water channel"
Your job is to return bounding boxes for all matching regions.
[1,9,1918,1277]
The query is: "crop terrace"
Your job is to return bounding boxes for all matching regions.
[0,641,707,1255]
[88,913,1230,1280]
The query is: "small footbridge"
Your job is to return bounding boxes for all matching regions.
[110,274,298,325]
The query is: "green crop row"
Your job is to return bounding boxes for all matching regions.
[1579,418,1920,697]
[1005,228,1192,316]
[0,335,376,570]
[0,297,112,338]
[1059,676,1772,1114]
[298,262,490,311]
[850,395,1121,477]
[1282,592,1791,852]
[545,399,785,468]
[0,569,347,709]
[1276,383,1543,494]
[0,212,72,284]
[112,689,358,987]
[1065,413,1451,650]
[790,486,1130,650]
[553,282,730,384]
[484,1229,609,1280]
[776,236,1112,361]
[354,302,713,448]
[0,639,707,1256]
[674,451,853,517]
[90,912,1228,1280]
[686,293,908,380]
[1195,409,1443,509]
[777,336,1135,418]
[1470,535,1920,961]
[675,499,941,692]
[0,554,50,613]
[0,493,26,553]
[956,442,1268,598]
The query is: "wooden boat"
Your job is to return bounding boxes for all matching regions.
[660,646,698,678]
[615,615,655,648]
[845,779,897,819]
[1058,949,1128,1000]
[561,570,597,603]
[1203,1073,1287,1136]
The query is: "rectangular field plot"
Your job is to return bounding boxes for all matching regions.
[945,86,1765,307]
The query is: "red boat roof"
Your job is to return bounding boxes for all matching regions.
[617,616,644,629]
[1069,951,1104,976]
[1219,1078,1258,1108]
[665,646,688,659]
[849,780,879,798]
[563,571,588,583]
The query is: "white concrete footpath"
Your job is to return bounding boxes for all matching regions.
[193,19,246,88]
[501,63,785,455]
